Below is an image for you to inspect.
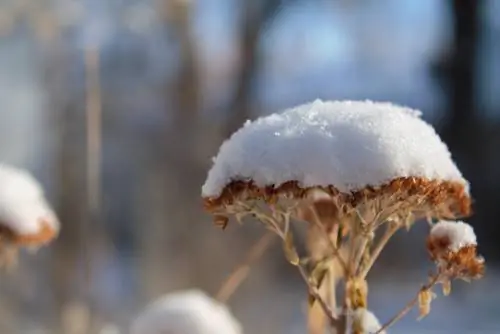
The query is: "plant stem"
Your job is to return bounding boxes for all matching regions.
[296,263,338,326]
[215,232,275,303]
[309,207,348,273]
[359,222,399,279]
[375,274,441,334]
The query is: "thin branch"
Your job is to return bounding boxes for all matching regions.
[375,274,441,334]
[296,262,338,326]
[82,45,102,332]
[359,222,400,279]
[216,232,275,303]
[309,206,348,274]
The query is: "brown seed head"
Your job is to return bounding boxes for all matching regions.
[203,177,470,228]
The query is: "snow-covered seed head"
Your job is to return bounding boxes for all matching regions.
[202,100,470,229]
[427,220,484,281]
[351,307,385,334]
[130,290,243,334]
[0,164,59,252]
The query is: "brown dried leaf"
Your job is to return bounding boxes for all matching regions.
[310,260,329,288]
[417,288,436,320]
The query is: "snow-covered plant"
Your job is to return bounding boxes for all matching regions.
[201,100,483,333]
[0,164,60,267]
[130,289,243,334]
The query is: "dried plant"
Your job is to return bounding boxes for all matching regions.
[202,100,482,333]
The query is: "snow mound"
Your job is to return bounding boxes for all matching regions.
[131,289,243,334]
[203,99,466,197]
[352,307,386,334]
[0,164,59,236]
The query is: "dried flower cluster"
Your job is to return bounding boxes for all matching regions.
[202,100,483,334]
[417,220,485,317]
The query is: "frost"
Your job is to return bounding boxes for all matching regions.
[0,164,59,237]
[430,220,477,252]
[130,289,242,334]
[202,99,466,198]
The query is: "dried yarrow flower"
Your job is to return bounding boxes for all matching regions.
[427,220,485,282]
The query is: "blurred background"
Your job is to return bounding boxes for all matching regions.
[0,0,498,333]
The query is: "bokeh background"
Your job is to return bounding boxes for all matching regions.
[0,0,498,333]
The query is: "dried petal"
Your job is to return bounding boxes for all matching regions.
[442,279,452,296]
[214,215,229,230]
[418,288,436,320]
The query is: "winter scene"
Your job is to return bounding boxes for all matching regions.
[0,0,498,333]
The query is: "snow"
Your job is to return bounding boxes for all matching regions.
[430,220,477,252]
[130,289,242,334]
[0,164,59,236]
[352,307,385,334]
[202,99,467,198]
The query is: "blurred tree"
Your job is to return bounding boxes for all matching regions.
[433,0,499,259]
[224,0,285,136]
[45,44,90,334]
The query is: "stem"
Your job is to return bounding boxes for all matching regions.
[309,205,349,334]
[309,206,348,274]
[215,232,275,303]
[359,222,399,279]
[297,263,338,325]
[375,274,441,334]
[83,45,102,333]
[352,237,369,275]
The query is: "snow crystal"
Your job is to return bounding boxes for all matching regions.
[202,99,467,198]
[352,307,385,334]
[130,289,242,334]
[0,164,59,236]
[430,220,477,252]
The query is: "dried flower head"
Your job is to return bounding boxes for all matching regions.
[130,290,242,334]
[0,164,59,265]
[427,220,485,281]
[202,100,470,231]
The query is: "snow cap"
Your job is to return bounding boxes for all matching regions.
[0,164,59,245]
[352,307,386,334]
[430,220,476,252]
[203,100,467,198]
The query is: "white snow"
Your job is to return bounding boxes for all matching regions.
[0,164,59,236]
[202,99,467,198]
[430,220,477,252]
[130,289,243,334]
[352,307,385,334]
